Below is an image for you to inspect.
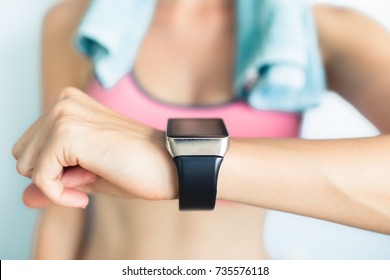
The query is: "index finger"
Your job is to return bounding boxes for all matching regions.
[32,145,89,208]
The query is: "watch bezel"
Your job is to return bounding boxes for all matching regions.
[166,118,230,157]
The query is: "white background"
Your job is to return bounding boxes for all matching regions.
[2,260,390,280]
[0,0,389,259]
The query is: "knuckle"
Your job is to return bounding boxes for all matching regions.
[31,171,45,190]
[15,161,24,175]
[12,144,21,159]
[16,160,30,177]
[31,171,62,205]
[51,99,73,118]
[53,116,77,139]
[58,87,79,100]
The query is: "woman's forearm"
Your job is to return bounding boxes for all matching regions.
[218,136,390,234]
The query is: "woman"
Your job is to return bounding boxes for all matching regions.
[13,0,390,259]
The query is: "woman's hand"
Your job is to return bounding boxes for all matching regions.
[12,87,178,208]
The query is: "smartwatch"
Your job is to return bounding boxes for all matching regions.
[166,118,230,210]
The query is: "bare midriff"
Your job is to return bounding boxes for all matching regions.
[82,197,268,259]
[80,0,300,260]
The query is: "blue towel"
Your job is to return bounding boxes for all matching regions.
[76,0,326,112]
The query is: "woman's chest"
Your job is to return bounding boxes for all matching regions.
[133,3,236,106]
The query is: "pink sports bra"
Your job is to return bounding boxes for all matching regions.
[88,73,301,138]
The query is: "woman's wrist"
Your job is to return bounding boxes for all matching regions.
[217,138,270,206]
[148,128,179,200]
[217,138,253,203]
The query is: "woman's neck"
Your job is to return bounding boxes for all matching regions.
[156,0,235,36]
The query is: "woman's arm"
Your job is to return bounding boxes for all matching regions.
[33,0,92,259]
[218,6,388,234]
[42,0,92,106]
[218,136,390,234]
[315,5,390,133]
[216,6,388,234]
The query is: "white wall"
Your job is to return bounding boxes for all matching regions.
[0,0,389,259]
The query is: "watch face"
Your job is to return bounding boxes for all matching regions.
[167,118,228,138]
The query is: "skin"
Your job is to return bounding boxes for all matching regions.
[12,0,390,259]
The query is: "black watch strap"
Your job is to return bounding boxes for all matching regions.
[173,156,223,210]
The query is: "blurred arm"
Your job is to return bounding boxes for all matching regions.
[315,5,390,133]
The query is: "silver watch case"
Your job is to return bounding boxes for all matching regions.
[166,136,230,157]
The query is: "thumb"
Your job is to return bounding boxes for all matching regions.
[61,166,97,187]
[23,184,51,208]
